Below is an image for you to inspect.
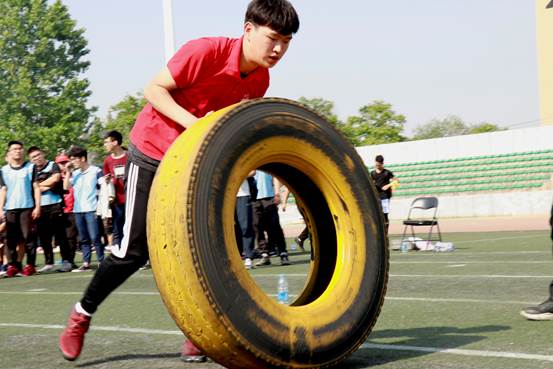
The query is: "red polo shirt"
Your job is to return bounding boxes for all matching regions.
[130,36,270,160]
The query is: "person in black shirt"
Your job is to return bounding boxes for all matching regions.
[520,199,553,320]
[370,155,398,234]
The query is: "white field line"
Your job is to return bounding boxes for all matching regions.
[395,251,549,256]
[251,273,553,279]
[360,343,553,363]
[385,296,537,305]
[2,323,553,363]
[18,272,553,283]
[389,234,545,245]
[391,261,552,264]
[450,234,546,244]
[0,323,181,336]
[0,290,538,306]
[0,291,159,296]
[390,274,553,279]
[0,290,298,299]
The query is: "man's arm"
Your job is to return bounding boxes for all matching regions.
[39,173,62,192]
[281,187,290,211]
[144,67,199,129]
[63,171,72,191]
[0,186,6,220]
[273,176,282,205]
[32,181,41,220]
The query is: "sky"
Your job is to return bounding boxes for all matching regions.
[59,0,541,135]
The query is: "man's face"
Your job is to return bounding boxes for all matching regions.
[69,156,85,170]
[57,161,69,173]
[29,150,46,167]
[103,137,118,153]
[244,23,292,69]
[375,161,384,171]
[8,144,24,161]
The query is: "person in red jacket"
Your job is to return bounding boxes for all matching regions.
[59,0,299,363]
[102,130,127,250]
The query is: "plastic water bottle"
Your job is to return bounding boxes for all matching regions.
[277,274,289,304]
[400,241,409,253]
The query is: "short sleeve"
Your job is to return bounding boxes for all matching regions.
[168,38,216,88]
[389,170,395,179]
[103,159,110,176]
[31,164,38,182]
[51,163,61,174]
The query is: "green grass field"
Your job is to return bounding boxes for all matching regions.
[2,230,553,369]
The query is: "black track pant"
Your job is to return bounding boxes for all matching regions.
[6,208,36,268]
[60,212,78,264]
[81,161,153,314]
[253,198,287,255]
[37,203,70,265]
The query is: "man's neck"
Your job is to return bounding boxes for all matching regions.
[110,147,125,158]
[80,162,90,172]
[11,159,24,167]
[36,161,47,171]
[240,39,258,75]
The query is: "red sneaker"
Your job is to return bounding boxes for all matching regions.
[5,265,21,278]
[21,264,36,277]
[59,308,91,361]
[181,339,207,363]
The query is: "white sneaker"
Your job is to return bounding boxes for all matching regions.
[59,261,73,272]
[71,263,91,272]
[38,264,55,273]
[244,258,253,270]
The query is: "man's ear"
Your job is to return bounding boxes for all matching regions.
[243,21,255,38]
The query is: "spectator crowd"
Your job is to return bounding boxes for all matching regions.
[0,130,304,278]
[0,131,128,277]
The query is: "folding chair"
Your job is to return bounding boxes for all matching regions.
[401,196,442,247]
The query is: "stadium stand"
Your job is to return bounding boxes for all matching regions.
[381,149,553,197]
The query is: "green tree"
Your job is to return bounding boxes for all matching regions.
[468,122,503,134]
[0,0,94,156]
[298,97,341,125]
[412,115,469,140]
[87,93,146,158]
[343,100,406,146]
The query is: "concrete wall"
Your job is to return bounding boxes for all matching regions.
[389,190,553,220]
[355,126,553,218]
[356,126,553,165]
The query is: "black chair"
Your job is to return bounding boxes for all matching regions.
[401,196,442,246]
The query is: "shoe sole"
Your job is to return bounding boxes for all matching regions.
[181,356,207,363]
[59,347,78,361]
[520,311,553,321]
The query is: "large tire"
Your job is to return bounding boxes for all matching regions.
[147,98,388,368]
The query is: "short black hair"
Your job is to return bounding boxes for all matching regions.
[67,146,87,160]
[27,146,42,155]
[104,130,123,146]
[7,140,23,149]
[245,0,299,35]
[375,155,384,163]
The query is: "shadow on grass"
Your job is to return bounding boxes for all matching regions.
[337,324,510,368]
[76,353,180,367]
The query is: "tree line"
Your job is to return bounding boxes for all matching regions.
[0,0,503,160]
